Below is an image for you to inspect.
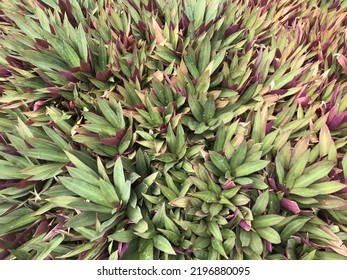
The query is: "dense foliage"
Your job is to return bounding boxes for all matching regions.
[0,0,347,260]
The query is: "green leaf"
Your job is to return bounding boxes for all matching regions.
[43,126,70,150]
[250,232,263,255]
[65,212,97,228]
[211,238,228,259]
[309,181,346,195]
[342,153,347,180]
[253,215,285,228]
[139,239,153,260]
[190,191,218,203]
[293,161,334,188]
[35,235,64,260]
[0,166,27,180]
[157,229,180,245]
[289,188,319,197]
[256,227,281,244]
[77,23,88,62]
[108,230,136,243]
[213,123,226,151]
[113,158,130,204]
[208,221,223,241]
[205,0,219,23]
[252,190,269,216]
[20,163,64,181]
[23,149,68,163]
[203,97,215,121]
[211,48,226,73]
[230,141,247,169]
[209,151,230,173]
[234,160,270,177]
[99,179,120,204]
[21,50,69,71]
[67,167,99,186]
[196,69,210,94]
[199,37,211,74]
[193,0,206,27]
[188,94,203,122]
[58,242,96,259]
[49,37,80,67]
[0,213,39,236]
[281,217,311,241]
[97,98,122,129]
[153,235,176,255]
[59,177,112,208]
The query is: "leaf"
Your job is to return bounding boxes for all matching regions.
[230,141,247,169]
[113,158,130,204]
[193,0,206,27]
[250,232,263,255]
[240,228,252,246]
[211,238,228,259]
[175,123,186,158]
[0,166,27,179]
[252,190,269,216]
[65,212,97,228]
[213,123,226,151]
[35,235,64,260]
[208,221,223,241]
[157,229,180,245]
[272,68,301,90]
[293,161,334,188]
[342,153,347,180]
[234,160,270,177]
[188,94,203,122]
[139,239,153,260]
[0,213,39,236]
[319,124,332,157]
[43,126,70,150]
[211,48,226,73]
[23,149,68,163]
[97,97,122,129]
[20,163,64,181]
[59,177,112,208]
[108,230,136,243]
[209,151,230,173]
[313,195,347,210]
[288,149,310,181]
[21,50,69,71]
[189,191,218,203]
[199,37,211,74]
[153,235,176,255]
[205,0,219,23]
[203,97,215,121]
[58,242,96,259]
[196,69,210,94]
[253,215,285,228]
[99,179,120,204]
[49,37,80,67]
[256,227,281,244]
[289,188,320,197]
[152,18,165,44]
[281,217,311,241]
[77,23,88,62]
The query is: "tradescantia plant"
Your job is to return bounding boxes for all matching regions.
[0,0,347,260]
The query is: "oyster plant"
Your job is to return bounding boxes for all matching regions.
[0,0,347,260]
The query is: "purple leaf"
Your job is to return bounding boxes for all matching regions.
[239,219,251,231]
[266,241,273,252]
[221,179,236,189]
[101,130,126,145]
[281,198,300,214]
[225,24,240,38]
